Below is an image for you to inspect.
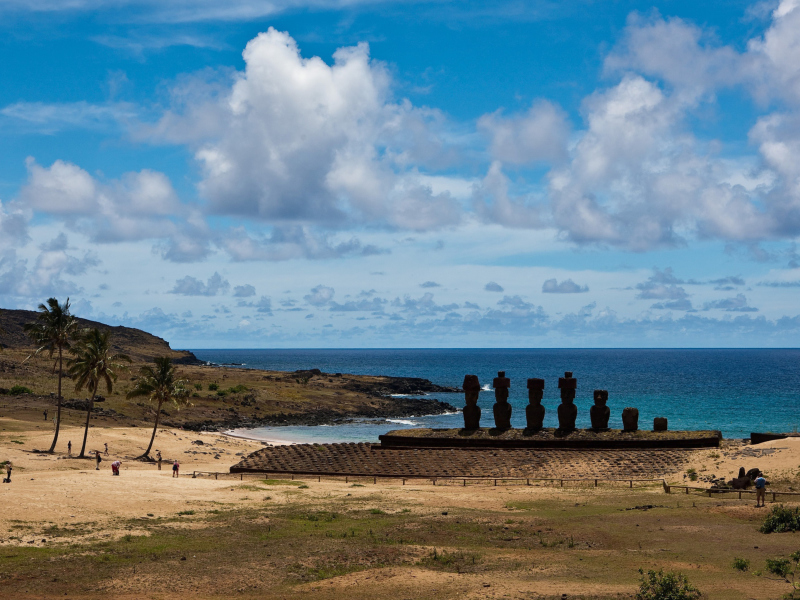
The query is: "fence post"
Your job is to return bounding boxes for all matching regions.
[594,479,598,487]
[527,479,530,486]
[402,478,405,485]
[629,480,633,488]
[560,479,563,487]
[463,479,466,487]
[738,491,742,499]
[240,474,243,480]
[773,492,777,502]
[215,473,218,480]
[374,477,376,484]
[685,487,689,494]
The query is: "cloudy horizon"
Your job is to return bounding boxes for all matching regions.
[2,0,800,348]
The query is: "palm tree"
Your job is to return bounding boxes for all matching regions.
[23,298,80,453]
[67,328,131,458]
[126,356,189,460]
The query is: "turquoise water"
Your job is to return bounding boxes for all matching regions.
[192,348,800,441]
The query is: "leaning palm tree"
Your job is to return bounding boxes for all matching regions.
[67,328,131,458]
[23,298,80,453]
[126,356,189,460]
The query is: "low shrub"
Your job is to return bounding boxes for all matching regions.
[208,383,218,391]
[761,505,800,533]
[732,557,750,571]
[636,568,701,600]
[8,385,33,395]
[766,557,792,578]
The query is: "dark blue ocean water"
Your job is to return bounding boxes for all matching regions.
[190,348,800,442]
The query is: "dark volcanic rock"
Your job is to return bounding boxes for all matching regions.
[343,376,459,397]
[180,396,458,432]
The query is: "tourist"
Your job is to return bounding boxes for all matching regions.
[156,450,162,471]
[95,451,102,470]
[104,443,108,456]
[172,460,179,478]
[67,440,71,456]
[111,460,121,476]
[43,409,48,421]
[2,462,11,483]
[755,472,767,507]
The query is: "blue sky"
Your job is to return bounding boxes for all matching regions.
[1,0,800,348]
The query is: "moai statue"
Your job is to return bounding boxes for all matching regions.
[590,390,610,430]
[653,417,668,432]
[462,374,481,430]
[557,371,577,431]
[622,407,639,432]
[525,378,545,431]
[492,371,512,430]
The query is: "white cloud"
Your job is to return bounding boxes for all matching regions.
[19,158,212,262]
[170,271,229,296]
[478,100,569,164]
[233,284,256,297]
[0,101,136,133]
[304,285,335,306]
[152,28,461,231]
[542,278,588,293]
[484,281,504,292]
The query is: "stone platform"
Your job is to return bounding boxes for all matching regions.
[230,442,693,478]
[378,427,722,449]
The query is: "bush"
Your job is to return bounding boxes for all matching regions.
[766,557,792,579]
[686,468,698,482]
[732,557,750,572]
[8,385,33,395]
[208,383,218,391]
[761,505,800,533]
[636,569,701,600]
[227,384,248,394]
[194,383,202,390]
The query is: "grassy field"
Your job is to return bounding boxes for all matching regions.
[2,475,799,599]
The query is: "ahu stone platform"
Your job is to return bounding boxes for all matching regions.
[230,442,693,479]
[378,427,722,449]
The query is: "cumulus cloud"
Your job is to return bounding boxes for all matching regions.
[635,268,693,310]
[542,278,589,293]
[703,293,758,312]
[484,281,504,292]
[329,297,387,312]
[472,161,543,228]
[220,225,388,261]
[478,100,569,164]
[304,285,335,306]
[152,28,461,231]
[170,271,229,296]
[0,200,29,249]
[236,295,272,314]
[233,284,256,297]
[19,158,212,261]
[0,235,99,298]
[420,281,440,288]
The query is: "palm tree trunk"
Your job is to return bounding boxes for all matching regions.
[78,387,96,458]
[138,400,162,460]
[48,347,63,453]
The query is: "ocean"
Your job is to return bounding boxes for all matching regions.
[189,348,800,442]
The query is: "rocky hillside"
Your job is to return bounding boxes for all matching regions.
[0,308,200,364]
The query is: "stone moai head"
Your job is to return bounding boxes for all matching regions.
[493,371,510,403]
[527,378,545,405]
[463,374,480,406]
[558,371,577,404]
[593,389,608,406]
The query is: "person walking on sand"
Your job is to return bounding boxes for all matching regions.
[755,472,767,507]
[156,450,162,471]
[95,450,102,470]
[43,409,48,421]
[67,440,72,456]
[104,443,108,456]
[111,460,121,476]
[172,460,179,478]
[3,462,11,483]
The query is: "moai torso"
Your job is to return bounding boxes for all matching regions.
[492,371,512,430]
[462,374,481,430]
[622,407,639,432]
[526,378,545,430]
[590,389,610,430]
[557,371,577,431]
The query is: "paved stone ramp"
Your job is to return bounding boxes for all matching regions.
[230,442,691,478]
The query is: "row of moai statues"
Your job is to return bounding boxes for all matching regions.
[463,371,665,432]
